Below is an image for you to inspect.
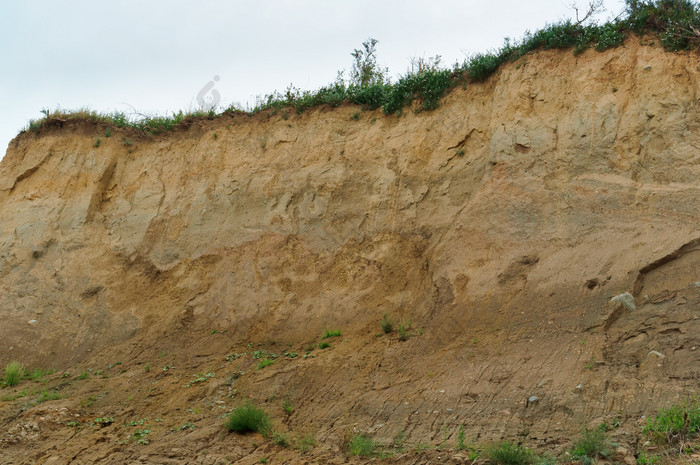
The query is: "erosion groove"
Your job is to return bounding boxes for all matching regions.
[0,41,699,464]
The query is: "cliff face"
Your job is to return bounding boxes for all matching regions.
[0,41,699,463]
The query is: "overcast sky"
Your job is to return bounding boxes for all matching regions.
[0,0,626,159]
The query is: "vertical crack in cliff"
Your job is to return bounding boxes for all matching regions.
[85,159,117,223]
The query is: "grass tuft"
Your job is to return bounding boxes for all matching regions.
[4,362,24,387]
[321,329,342,339]
[486,441,533,465]
[347,434,377,457]
[224,404,271,436]
[643,396,700,452]
[571,428,610,461]
[380,313,394,333]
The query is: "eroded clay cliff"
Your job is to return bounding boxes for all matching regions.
[0,40,698,464]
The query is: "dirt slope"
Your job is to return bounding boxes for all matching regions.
[0,40,698,464]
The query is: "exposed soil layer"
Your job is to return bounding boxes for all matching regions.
[0,40,699,464]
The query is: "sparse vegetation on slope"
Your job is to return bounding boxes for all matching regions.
[20,1,700,136]
[643,396,700,454]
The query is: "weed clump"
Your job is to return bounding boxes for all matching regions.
[3,362,24,387]
[380,314,394,334]
[643,396,700,452]
[224,404,271,436]
[347,433,377,457]
[570,428,611,461]
[322,329,342,339]
[485,441,533,465]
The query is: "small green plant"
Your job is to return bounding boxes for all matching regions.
[144,364,150,373]
[413,441,430,453]
[380,313,393,333]
[81,395,97,407]
[397,323,410,341]
[28,119,42,132]
[393,429,406,451]
[187,372,215,385]
[26,368,53,382]
[129,428,150,445]
[643,396,700,452]
[282,397,293,415]
[322,329,342,339]
[296,434,316,454]
[104,127,111,137]
[273,432,289,447]
[1,390,27,401]
[318,342,330,349]
[456,148,465,157]
[36,390,60,403]
[92,417,114,427]
[456,424,466,450]
[636,451,661,464]
[571,428,610,461]
[225,404,271,436]
[4,362,24,387]
[486,441,533,465]
[351,112,360,121]
[122,137,132,146]
[77,371,89,380]
[257,358,275,370]
[93,137,101,148]
[348,433,377,457]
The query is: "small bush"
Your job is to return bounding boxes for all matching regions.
[318,342,330,349]
[225,404,271,436]
[4,362,24,387]
[348,434,377,457]
[486,441,533,465]
[571,428,610,460]
[380,314,394,334]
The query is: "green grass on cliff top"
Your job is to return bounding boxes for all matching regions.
[22,0,700,136]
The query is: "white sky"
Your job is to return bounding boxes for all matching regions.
[0,0,626,159]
